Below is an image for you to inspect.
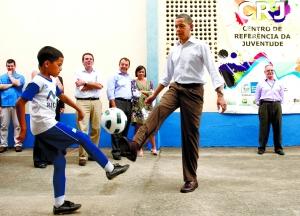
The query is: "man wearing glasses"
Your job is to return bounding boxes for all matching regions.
[255,64,285,155]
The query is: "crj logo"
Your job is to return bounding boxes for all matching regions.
[235,0,291,25]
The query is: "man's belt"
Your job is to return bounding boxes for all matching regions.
[115,97,131,102]
[76,97,99,100]
[260,100,280,104]
[175,82,203,88]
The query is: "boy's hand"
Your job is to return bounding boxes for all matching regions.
[17,129,26,143]
[77,110,85,121]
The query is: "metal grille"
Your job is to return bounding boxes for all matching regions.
[165,0,218,61]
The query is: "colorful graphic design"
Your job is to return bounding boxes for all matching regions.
[235,0,291,25]
[218,0,300,114]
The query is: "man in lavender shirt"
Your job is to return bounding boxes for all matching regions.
[255,64,285,155]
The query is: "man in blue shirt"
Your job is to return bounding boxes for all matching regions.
[0,59,25,153]
[106,57,133,160]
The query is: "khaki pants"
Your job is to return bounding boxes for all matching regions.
[0,107,21,147]
[134,82,204,182]
[76,99,102,160]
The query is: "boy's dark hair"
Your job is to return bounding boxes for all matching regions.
[6,59,16,66]
[37,46,64,67]
[119,57,130,66]
[82,53,94,62]
[135,65,147,77]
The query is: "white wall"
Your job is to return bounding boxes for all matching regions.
[0,0,220,113]
[0,0,147,112]
[157,1,221,112]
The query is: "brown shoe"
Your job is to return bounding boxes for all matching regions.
[0,146,7,153]
[180,181,198,193]
[78,159,86,166]
[15,146,23,152]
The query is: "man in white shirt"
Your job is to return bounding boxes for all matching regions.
[75,53,103,166]
[122,13,227,193]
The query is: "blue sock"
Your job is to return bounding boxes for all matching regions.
[53,153,66,198]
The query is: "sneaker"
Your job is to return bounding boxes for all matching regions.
[53,200,81,215]
[120,137,138,162]
[106,163,129,180]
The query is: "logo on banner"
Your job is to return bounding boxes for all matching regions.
[235,0,291,25]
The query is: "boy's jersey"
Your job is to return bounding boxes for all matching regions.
[21,74,62,135]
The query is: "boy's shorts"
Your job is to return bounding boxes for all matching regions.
[36,122,85,161]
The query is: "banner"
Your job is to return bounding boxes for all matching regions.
[217,0,300,114]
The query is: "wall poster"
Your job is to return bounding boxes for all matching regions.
[217,0,300,113]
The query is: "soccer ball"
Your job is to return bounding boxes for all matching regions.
[101,107,127,134]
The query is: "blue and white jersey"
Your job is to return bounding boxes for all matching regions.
[21,74,62,135]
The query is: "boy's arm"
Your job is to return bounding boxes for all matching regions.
[59,93,84,121]
[16,98,27,143]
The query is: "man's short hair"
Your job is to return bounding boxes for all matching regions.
[6,59,16,66]
[119,57,130,66]
[176,13,193,24]
[82,53,94,62]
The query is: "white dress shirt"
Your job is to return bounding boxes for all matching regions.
[161,36,224,89]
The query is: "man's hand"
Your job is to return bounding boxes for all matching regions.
[145,95,156,105]
[75,79,85,88]
[217,95,227,113]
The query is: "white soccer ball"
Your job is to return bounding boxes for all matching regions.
[101,107,127,134]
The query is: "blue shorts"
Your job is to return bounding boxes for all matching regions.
[36,122,92,161]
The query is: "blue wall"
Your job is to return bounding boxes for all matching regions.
[9,113,300,149]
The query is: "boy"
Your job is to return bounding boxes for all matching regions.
[16,46,129,215]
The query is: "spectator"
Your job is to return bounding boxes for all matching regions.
[55,76,65,121]
[131,65,157,156]
[75,53,103,166]
[107,57,133,160]
[255,64,285,155]
[0,59,25,153]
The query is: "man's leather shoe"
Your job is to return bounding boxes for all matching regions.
[34,162,47,168]
[112,155,121,160]
[180,181,198,193]
[15,146,22,152]
[0,146,7,153]
[53,200,81,215]
[120,137,138,162]
[106,163,129,180]
[257,149,265,155]
[275,149,285,155]
[78,159,87,166]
